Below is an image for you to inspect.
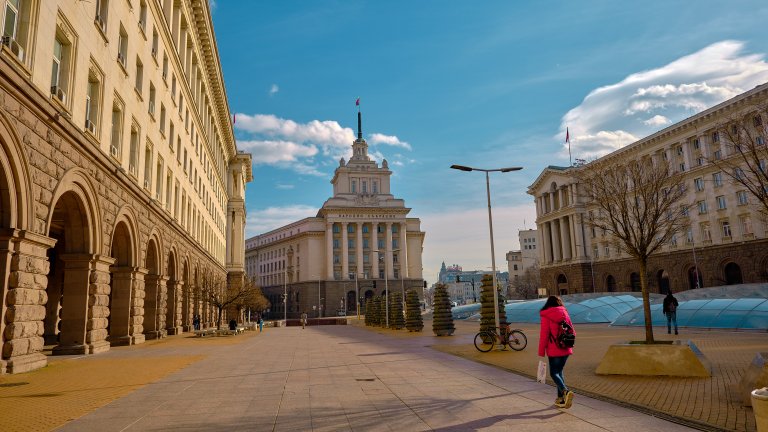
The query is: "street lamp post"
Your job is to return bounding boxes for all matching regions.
[450,164,522,331]
[283,268,287,323]
[374,248,399,328]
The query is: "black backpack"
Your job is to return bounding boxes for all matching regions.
[551,319,576,349]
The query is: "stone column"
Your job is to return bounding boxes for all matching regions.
[371,222,379,278]
[356,222,364,279]
[341,222,349,280]
[53,254,113,355]
[399,223,408,278]
[577,213,587,259]
[542,222,552,264]
[385,222,394,279]
[560,216,572,260]
[549,192,555,212]
[325,222,334,279]
[1,230,56,374]
[131,268,147,344]
[166,280,183,335]
[552,220,562,262]
[108,266,136,346]
[569,215,578,259]
[143,274,168,339]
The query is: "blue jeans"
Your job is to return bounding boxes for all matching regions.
[548,355,569,398]
[666,311,678,333]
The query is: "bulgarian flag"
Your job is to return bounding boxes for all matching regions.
[355,97,360,106]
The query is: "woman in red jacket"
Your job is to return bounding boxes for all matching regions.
[538,295,575,408]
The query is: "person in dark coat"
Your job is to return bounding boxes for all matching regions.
[229,318,237,331]
[538,296,576,409]
[663,291,679,335]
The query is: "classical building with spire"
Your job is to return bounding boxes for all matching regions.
[245,110,425,318]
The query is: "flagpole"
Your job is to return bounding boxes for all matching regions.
[567,126,572,167]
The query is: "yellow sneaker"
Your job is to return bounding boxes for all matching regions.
[563,390,574,408]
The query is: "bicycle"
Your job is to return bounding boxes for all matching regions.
[473,325,527,352]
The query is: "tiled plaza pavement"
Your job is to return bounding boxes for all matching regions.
[423,320,764,432]
[55,324,695,431]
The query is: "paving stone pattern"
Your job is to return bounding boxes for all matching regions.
[430,321,763,432]
[57,325,695,431]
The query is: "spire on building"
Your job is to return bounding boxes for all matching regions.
[357,111,363,141]
[350,99,370,162]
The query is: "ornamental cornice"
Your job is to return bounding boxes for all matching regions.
[319,207,411,218]
[190,0,236,159]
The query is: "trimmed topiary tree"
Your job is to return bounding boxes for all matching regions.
[365,298,373,326]
[432,283,455,336]
[480,274,508,333]
[373,296,384,327]
[389,291,405,329]
[405,289,424,332]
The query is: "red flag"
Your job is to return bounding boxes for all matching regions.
[355,98,360,106]
[565,127,570,143]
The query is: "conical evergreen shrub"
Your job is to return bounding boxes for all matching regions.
[432,283,455,336]
[373,296,383,327]
[405,289,424,332]
[480,274,508,333]
[365,298,373,326]
[389,291,405,329]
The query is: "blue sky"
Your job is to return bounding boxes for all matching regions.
[211,1,768,283]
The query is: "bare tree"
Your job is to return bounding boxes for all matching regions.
[708,106,768,218]
[576,156,689,343]
[232,277,270,321]
[199,268,265,329]
[512,264,541,299]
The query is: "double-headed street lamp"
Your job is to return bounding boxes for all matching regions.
[450,164,523,332]
[374,248,399,328]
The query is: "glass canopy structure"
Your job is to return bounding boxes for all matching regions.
[452,284,768,330]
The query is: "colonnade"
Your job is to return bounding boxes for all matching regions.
[324,221,408,280]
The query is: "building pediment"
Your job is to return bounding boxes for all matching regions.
[527,166,574,195]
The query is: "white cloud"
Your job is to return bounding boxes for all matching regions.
[276,183,295,190]
[269,84,279,96]
[234,113,411,175]
[420,204,537,284]
[236,140,317,164]
[560,41,768,159]
[209,0,217,11]
[643,115,671,126]
[245,205,318,237]
[368,133,412,150]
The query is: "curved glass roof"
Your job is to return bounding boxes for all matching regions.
[611,285,768,330]
[453,284,768,329]
[456,293,655,324]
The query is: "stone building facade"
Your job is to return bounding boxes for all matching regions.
[0,0,251,374]
[245,112,425,318]
[528,84,768,296]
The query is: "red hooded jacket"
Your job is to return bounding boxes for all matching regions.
[538,305,575,357]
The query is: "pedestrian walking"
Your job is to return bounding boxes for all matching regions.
[663,291,679,335]
[538,295,576,409]
[258,316,263,332]
[193,314,200,330]
[300,311,308,329]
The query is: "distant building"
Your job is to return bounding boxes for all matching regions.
[245,111,425,318]
[436,262,508,304]
[507,229,540,298]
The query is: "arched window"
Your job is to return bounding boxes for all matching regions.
[688,267,703,289]
[606,275,616,292]
[630,272,641,292]
[657,270,670,294]
[724,262,743,285]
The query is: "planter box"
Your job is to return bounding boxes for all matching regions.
[596,340,711,377]
[740,352,768,407]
